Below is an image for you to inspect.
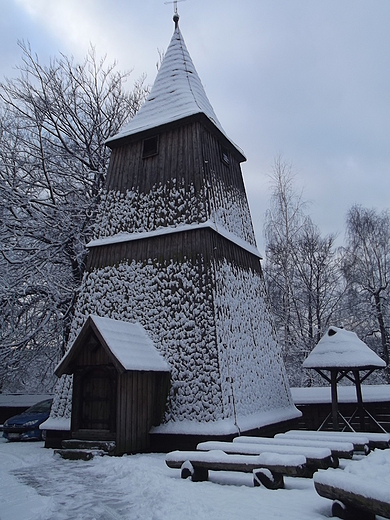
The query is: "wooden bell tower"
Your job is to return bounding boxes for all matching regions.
[49,12,299,452]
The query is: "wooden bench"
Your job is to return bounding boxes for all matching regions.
[234,435,354,459]
[329,431,390,450]
[197,440,338,471]
[279,430,371,454]
[314,469,390,519]
[165,449,309,489]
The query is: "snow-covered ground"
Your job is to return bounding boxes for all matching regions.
[1,437,389,520]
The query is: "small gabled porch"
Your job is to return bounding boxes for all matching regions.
[55,315,170,455]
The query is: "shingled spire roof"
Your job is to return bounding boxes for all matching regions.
[106,16,244,158]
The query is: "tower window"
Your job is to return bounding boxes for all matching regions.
[221,148,230,166]
[142,136,159,158]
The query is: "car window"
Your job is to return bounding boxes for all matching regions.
[25,399,53,414]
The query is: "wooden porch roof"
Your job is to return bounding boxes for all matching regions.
[55,315,170,376]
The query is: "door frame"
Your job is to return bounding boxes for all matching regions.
[72,365,117,440]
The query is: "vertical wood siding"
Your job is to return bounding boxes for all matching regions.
[68,331,169,453]
[106,122,204,194]
[73,118,261,451]
[116,371,169,454]
[87,228,261,275]
[104,120,252,234]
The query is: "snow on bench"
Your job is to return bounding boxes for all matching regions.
[279,430,371,453]
[165,449,308,489]
[196,440,337,470]
[314,469,390,519]
[337,431,390,450]
[234,435,354,460]
[281,429,390,450]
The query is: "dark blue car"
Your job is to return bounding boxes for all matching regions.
[3,399,53,441]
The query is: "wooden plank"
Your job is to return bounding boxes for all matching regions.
[139,372,148,452]
[136,372,144,453]
[131,371,137,452]
[124,373,131,454]
[105,146,117,190]
[120,372,129,454]
[133,371,141,452]
[87,224,262,273]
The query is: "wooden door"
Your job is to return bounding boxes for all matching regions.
[77,367,116,435]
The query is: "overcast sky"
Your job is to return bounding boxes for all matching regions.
[2,0,390,251]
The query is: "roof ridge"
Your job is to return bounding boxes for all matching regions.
[176,27,203,113]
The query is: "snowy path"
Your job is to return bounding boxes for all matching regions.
[11,459,133,519]
[0,438,341,520]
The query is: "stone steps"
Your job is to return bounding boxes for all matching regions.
[54,439,116,460]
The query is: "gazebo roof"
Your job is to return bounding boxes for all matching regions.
[106,18,245,159]
[55,315,170,376]
[302,326,386,371]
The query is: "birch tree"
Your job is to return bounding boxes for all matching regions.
[263,159,343,385]
[263,158,306,359]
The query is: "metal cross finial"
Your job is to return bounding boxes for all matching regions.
[164,0,186,27]
[164,0,185,14]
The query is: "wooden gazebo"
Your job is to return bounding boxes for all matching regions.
[303,326,386,431]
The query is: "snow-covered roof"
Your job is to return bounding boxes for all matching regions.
[56,315,170,375]
[106,23,245,159]
[151,405,301,436]
[0,394,52,408]
[302,326,386,370]
[91,316,170,372]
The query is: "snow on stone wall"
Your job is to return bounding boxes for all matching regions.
[51,255,293,428]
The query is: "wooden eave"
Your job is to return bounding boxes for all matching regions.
[106,112,247,164]
[86,221,262,260]
[55,316,127,377]
[307,364,385,372]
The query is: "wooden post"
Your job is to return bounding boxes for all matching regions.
[331,370,339,430]
[353,370,366,431]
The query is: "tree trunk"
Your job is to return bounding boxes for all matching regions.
[373,290,389,367]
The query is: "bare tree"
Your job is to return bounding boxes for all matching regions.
[293,218,344,349]
[0,42,148,392]
[342,205,390,374]
[263,158,343,385]
[263,158,306,359]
